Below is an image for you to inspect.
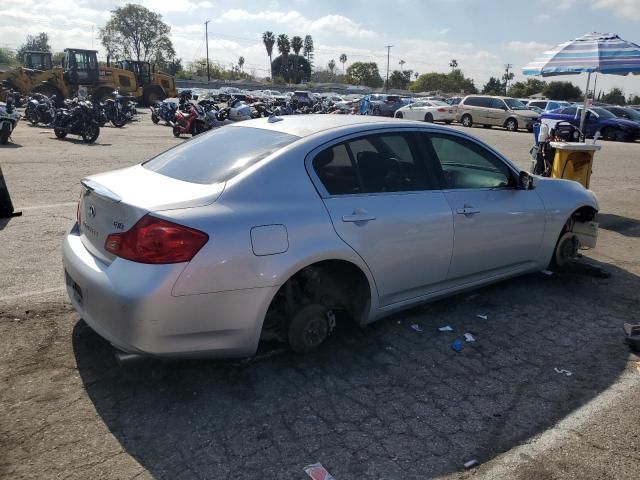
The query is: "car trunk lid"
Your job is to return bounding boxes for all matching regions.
[78,165,223,264]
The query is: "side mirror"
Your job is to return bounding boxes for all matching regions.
[518,171,534,190]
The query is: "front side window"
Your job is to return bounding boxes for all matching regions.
[562,107,578,115]
[490,98,506,109]
[428,134,512,189]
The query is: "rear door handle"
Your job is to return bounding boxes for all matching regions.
[456,207,480,215]
[342,212,376,223]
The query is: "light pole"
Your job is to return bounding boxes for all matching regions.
[385,45,393,91]
[204,20,211,82]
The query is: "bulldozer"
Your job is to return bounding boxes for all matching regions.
[0,48,176,106]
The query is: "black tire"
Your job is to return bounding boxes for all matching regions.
[550,231,579,269]
[505,118,518,132]
[372,106,381,116]
[82,122,100,143]
[110,113,127,128]
[483,124,492,129]
[395,111,403,119]
[461,114,473,127]
[601,127,617,141]
[172,125,182,138]
[151,112,160,124]
[29,110,40,126]
[288,304,332,354]
[54,128,67,139]
[424,113,434,123]
[143,87,165,107]
[444,120,453,124]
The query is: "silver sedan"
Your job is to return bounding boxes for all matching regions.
[62,116,599,359]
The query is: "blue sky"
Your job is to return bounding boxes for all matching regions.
[1,0,639,95]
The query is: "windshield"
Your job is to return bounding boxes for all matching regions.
[504,98,528,110]
[621,108,640,121]
[588,107,616,119]
[143,127,299,184]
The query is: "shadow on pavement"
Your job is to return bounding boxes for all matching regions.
[598,213,640,238]
[74,258,635,479]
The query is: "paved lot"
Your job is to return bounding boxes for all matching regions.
[1,114,639,479]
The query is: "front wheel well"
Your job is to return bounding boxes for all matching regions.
[261,260,372,343]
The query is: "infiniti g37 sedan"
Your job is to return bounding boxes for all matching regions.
[63,116,599,359]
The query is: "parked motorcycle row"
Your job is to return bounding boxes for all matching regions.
[0,82,139,145]
[150,89,355,139]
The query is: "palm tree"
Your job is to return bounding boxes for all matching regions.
[339,53,347,74]
[238,56,245,73]
[291,36,303,83]
[328,59,336,78]
[277,34,290,81]
[262,31,275,79]
[399,59,406,72]
[449,59,458,70]
[414,72,419,80]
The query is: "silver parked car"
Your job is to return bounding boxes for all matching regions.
[63,116,599,359]
[456,95,539,131]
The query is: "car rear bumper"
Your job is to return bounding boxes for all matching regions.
[62,224,278,358]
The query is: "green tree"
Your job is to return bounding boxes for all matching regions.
[291,36,303,82]
[411,69,477,94]
[262,31,276,79]
[482,76,504,95]
[0,47,17,67]
[449,59,458,70]
[507,78,547,98]
[271,54,310,84]
[51,51,65,66]
[601,87,626,105]
[276,34,290,80]
[328,59,336,77]
[629,95,640,105]
[238,56,245,73]
[389,70,412,90]
[16,32,51,62]
[100,3,175,64]
[339,53,347,74]
[543,81,582,101]
[303,35,314,72]
[345,61,384,88]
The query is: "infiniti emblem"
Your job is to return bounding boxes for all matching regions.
[88,205,96,218]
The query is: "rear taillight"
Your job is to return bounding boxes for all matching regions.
[437,108,447,112]
[105,215,209,264]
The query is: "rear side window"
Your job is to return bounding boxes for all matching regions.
[312,133,432,195]
[143,127,298,184]
[464,97,480,106]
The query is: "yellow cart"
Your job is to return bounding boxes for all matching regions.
[549,142,601,189]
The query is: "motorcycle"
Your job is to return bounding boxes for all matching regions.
[52,99,100,143]
[150,100,178,125]
[102,96,127,127]
[0,88,21,145]
[224,97,251,122]
[172,102,207,137]
[25,93,57,126]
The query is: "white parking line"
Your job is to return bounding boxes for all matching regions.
[0,287,66,303]
[17,202,77,211]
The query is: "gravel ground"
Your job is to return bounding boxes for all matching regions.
[1,113,639,479]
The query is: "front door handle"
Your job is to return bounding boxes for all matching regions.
[456,206,480,216]
[342,209,376,223]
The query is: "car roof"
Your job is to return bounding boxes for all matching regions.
[227,115,441,138]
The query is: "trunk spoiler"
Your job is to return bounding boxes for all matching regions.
[81,178,122,204]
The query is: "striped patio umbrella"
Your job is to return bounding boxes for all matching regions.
[522,32,640,131]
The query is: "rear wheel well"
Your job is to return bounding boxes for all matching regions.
[261,260,372,343]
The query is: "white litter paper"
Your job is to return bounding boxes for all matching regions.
[438,326,453,332]
[464,333,475,342]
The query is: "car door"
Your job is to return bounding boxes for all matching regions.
[418,132,546,282]
[308,131,454,306]
[487,98,507,126]
[411,101,429,121]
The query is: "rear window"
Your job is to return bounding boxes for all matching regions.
[143,127,298,184]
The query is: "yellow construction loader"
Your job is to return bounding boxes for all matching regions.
[0,49,177,106]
